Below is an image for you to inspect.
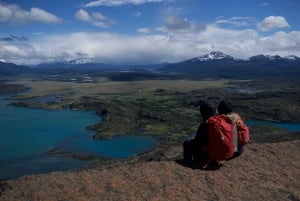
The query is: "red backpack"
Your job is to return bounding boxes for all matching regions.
[207,114,236,161]
[207,113,250,161]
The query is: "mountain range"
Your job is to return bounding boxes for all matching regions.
[0,61,32,76]
[1,51,299,79]
[158,51,300,78]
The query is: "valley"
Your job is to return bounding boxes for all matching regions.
[2,74,300,144]
[1,65,300,181]
[1,52,299,175]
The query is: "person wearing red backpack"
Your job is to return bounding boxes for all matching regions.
[216,100,247,158]
[204,100,250,169]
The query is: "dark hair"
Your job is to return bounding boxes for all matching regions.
[200,102,215,121]
[217,100,232,114]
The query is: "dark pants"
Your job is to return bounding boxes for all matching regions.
[227,146,244,160]
[183,139,209,161]
[233,146,244,158]
[184,140,244,161]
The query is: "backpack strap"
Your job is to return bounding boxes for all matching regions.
[226,113,238,152]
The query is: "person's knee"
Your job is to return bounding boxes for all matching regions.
[234,147,244,158]
[237,146,244,155]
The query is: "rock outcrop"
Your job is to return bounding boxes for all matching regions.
[0,140,299,201]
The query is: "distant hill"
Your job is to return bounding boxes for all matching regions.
[1,52,300,79]
[158,51,300,79]
[33,59,122,74]
[0,61,32,76]
[32,58,166,75]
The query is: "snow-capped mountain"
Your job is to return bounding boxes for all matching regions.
[1,51,300,78]
[284,55,299,60]
[158,51,300,79]
[34,58,106,69]
[196,51,234,61]
[34,58,160,72]
[248,54,300,61]
[67,58,102,65]
[33,58,133,73]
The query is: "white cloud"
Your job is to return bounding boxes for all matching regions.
[137,28,151,34]
[135,12,142,17]
[0,4,12,22]
[163,16,206,33]
[261,2,269,7]
[29,8,62,23]
[75,9,91,22]
[75,9,114,28]
[1,25,300,65]
[260,31,300,52]
[215,17,255,27]
[0,3,61,24]
[85,0,167,7]
[257,16,290,31]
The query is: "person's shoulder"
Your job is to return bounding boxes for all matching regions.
[233,112,241,119]
[233,112,245,125]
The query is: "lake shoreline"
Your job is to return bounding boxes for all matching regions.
[1,80,299,181]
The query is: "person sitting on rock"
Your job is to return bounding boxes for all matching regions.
[183,101,215,162]
[216,100,247,159]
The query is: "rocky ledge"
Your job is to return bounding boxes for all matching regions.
[0,138,299,201]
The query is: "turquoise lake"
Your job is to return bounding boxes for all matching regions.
[246,120,300,132]
[0,96,157,180]
[1,95,299,181]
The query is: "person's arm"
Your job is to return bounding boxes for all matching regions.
[194,123,209,144]
[233,113,245,126]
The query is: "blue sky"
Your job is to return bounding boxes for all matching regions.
[0,0,299,64]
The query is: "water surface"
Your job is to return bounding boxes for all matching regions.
[0,96,157,180]
[246,120,300,132]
